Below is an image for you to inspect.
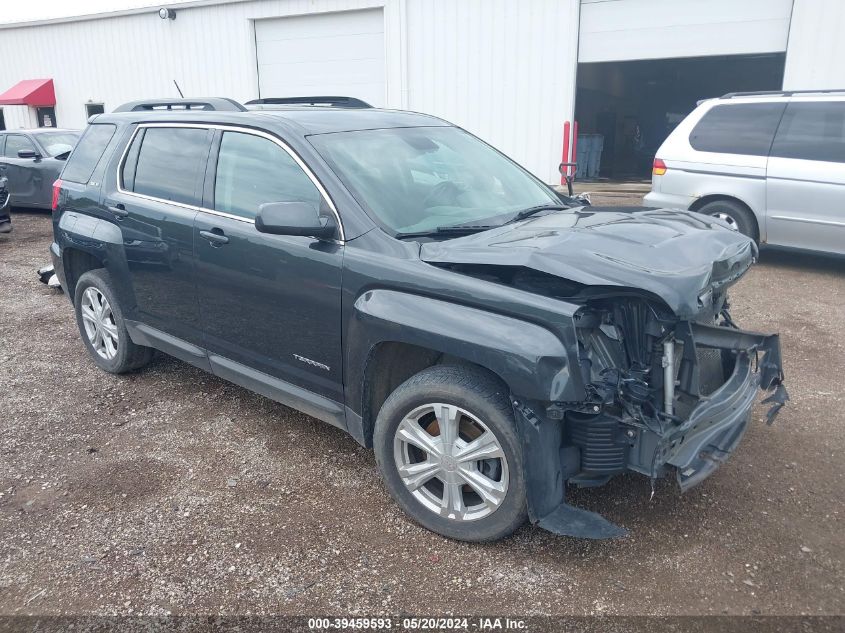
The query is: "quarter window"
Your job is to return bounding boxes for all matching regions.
[214,131,321,220]
[689,103,785,157]
[770,102,845,163]
[4,134,36,157]
[62,124,115,183]
[131,127,211,205]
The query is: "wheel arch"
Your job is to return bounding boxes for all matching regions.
[62,247,105,302]
[689,194,761,241]
[359,341,512,448]
[345,289,578,447]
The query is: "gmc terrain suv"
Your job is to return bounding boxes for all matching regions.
[646,89,845,256]
[51,98,787,541]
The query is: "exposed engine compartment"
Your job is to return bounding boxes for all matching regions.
[433,255,787,538]
[556,294,786,490]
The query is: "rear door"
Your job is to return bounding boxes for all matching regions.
[2,134,40,206]
[108,124,212,344]
[193,128,344,403]
[766,100,845,255]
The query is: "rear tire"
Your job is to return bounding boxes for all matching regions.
[74,269,154,374]
[697,199,758,242]
[373,365,527,542]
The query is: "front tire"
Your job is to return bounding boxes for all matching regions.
[73,269,154,374]
[373,365,527,542]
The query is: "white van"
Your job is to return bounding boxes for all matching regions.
[645,90,845,256]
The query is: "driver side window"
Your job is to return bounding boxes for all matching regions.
[4,135,35,157]
[214,131,321,220]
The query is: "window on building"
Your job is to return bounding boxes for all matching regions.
[689,103,785,156]
[770,102,845,163]
[132,127,211,205]
[4,134,36,157]
[214,131,321,219]
[62,124,116,183]
[86,103,105,118]
[0,109,5,131]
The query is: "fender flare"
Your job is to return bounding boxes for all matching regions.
[346,289,580,410]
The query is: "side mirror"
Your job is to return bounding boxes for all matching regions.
[255,201,336,239]
[18,149,40,160]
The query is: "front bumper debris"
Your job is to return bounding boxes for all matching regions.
[514,320,787,540]
[513,400,628,539]
[37,263,62,289]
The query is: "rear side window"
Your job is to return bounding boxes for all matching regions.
[131,127,210,205]
[770,102,845,163]
[61,124,115,183]
[689,103,784,156]
[214,131,321,219]
[4,134,35,158]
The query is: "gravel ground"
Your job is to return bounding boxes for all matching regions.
[0,202,843,617]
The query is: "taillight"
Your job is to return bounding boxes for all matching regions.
[51,179,62,212]
[652,158,667,176]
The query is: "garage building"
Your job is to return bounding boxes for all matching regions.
[0,0,843,184]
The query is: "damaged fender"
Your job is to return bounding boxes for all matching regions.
[512,400,627,539]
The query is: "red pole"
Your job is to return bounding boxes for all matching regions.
[561,121,570,186]
[571,120,579,178]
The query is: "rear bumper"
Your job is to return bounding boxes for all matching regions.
[49,241,68,292]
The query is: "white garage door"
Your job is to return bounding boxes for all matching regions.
[255,9,385,107]
[579,0,793,63]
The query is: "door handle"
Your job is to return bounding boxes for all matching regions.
[106,202,128,218]
[199,229,229,246]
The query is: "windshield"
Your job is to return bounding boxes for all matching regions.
[309,126,559,234]
[33,131,80,157]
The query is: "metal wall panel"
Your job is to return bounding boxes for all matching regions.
[0,105,38,130]
[405,0,581,182]
[0,0,580,182]
[579,0,793,63]
[783,0,845,90]
[0,0,396,130]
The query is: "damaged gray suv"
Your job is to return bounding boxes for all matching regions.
[51,98,787,541]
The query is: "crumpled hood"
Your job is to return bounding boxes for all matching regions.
[420,206,757,318]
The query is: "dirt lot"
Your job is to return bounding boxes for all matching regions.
[0,202,843,617]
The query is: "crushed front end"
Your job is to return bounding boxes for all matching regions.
[515,292,787,540]
[565,296,787,494]
[423,207,788,538]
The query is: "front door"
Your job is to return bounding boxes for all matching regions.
[1,134,40,205]
[193,129,344,402]
[109,125,213,343]
[766,101,845,255]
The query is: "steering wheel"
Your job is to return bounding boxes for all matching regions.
[422,180,464,209]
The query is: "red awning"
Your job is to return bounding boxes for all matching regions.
[0,79,55,107]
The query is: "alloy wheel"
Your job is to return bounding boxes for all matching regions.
[393,403,509,522]
[713,212,739,231]
[80,286,119,360]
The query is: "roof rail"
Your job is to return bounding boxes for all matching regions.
[720,89,845,99]
[113,98,247,112]
[245,96,372,109]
